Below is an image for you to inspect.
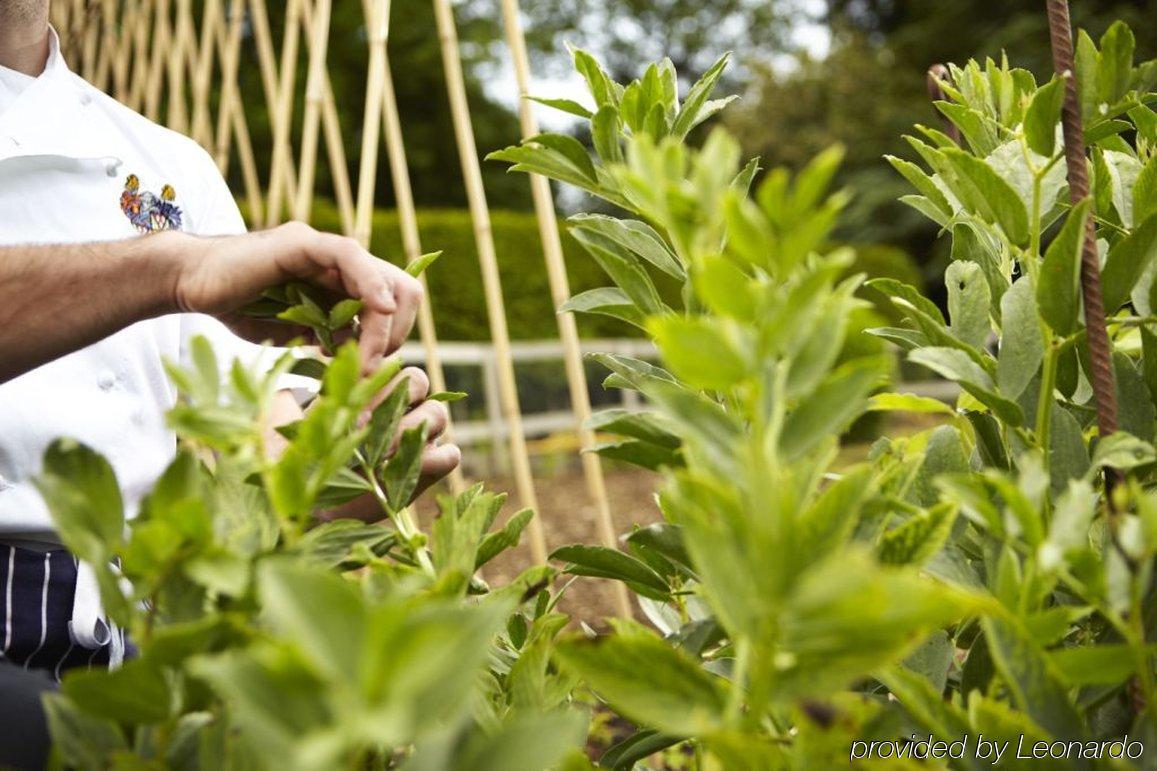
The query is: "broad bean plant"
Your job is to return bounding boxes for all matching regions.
[38,333,587,766]
[491,23,1157,769]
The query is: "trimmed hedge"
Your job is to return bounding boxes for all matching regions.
[309,202,921,342]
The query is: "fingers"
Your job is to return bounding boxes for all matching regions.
[397,400,449,443]
[412,443,462,500]
[274,226,424,376]
[388,270,422,353]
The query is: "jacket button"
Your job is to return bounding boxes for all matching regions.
[97,371,116,390]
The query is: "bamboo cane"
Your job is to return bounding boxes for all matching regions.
[265,0,303,226]
[213,0,266,225]
[80,0,99,81]
[292,0,333,222]
[362,0,465,493]
[126,0,153,111]
[354,0,392,246]
[108,0,135,102]
[91,0,115,92]
[213,0,245,169]
[297,0,356,235]
[165,0,193,133]
[189,0,222,148]
[144,0,172,121]
[246,0,301,206]
[431,0,546,562]
[498,0,629,613]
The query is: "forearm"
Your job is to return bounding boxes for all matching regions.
[0,233,184,382]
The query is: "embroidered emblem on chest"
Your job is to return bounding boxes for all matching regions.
[119,174,183,233]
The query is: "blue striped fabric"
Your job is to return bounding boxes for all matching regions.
[0,544,123,680]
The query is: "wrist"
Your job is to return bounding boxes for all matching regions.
[141,230,194,315]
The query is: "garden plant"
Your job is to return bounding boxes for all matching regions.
[36,10,1157,771]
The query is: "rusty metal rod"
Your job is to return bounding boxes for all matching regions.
[1046,0,1119,443]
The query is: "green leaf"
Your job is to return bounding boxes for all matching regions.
[35,439,124,563]
[1024,76,1065,157]
[569,214,685,280]
[777,551,983,700]
[886,155,952,217]
[878,503,958,566]
[910,347,1024,425]
[1103,215,1157,312]
[62,659,172,724]
[1096,21,1135,106]
[1037,198,1092,335]
[404,251,442,278]
[1049,643,1146,686]
[693,255,756,321]
[526,133,597,183]
[791,144,845,214]
[1091,431,1157,471]
[867,392,956,415]
[363,375,410,468]
[1135,154,1157,225]
[325,298,362,330]
[476,508,534,569]
[383,424,427,511]
[942,147,1030,245]
[427,711,588,771]
[591,438,682,471]
[42,693,129,769]
[946,260,991,349]
[527,96,592,119]
[571,47,618,107]
[601,731,683,771]
[624,523,693,574]
[427,390,466,403]
[903,630,955,693]
[258,560,366,684]
[877,668,976,766]
[670,53,730,138]
[488,145,605,199]
[997,277,1044,399]
[648,316,748,390]
[559,287,646,329]
[1075,30,1101,125]
[571,228,666,314]
[591,105,623,165]
[292,519,397,568]
[780,357,890,460]
[550,545,669,599]
[587,409,681,449]
[554,623,728,736]
[981,615,1085,739]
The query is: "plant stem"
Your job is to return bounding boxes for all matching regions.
[1036,340,1059,466]
[725,636,751,726]
[356,452,436,577]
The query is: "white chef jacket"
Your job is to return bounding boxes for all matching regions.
[0,31,309,648]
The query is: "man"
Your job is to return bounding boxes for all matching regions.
[0,2,460,765]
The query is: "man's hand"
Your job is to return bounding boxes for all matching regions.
[171,222,423,372]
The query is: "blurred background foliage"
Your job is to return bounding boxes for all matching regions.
[229,0,1156,331]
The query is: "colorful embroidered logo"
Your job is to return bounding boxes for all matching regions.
[120,174,183,233]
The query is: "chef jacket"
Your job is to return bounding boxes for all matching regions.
[0,29,311,650]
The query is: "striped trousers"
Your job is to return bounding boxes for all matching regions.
[0,543,126,679]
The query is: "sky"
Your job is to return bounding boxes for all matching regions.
[481,0,832,131]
